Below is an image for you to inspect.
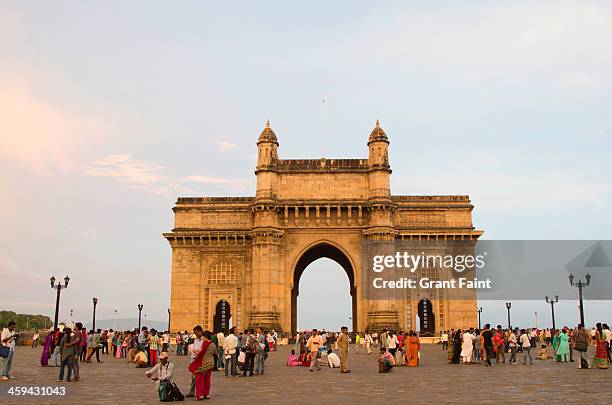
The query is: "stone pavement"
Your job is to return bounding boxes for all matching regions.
[1,344,610,404]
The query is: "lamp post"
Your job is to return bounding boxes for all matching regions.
[505,302,512,330]
[113,309,118,331]
[545,295,559,331]
[50,275,70,330]
[26,317,30,331]
[92,298,98,331]
[167,308,171,332]
[137,304,143,330]
[534,311,538,330]
[69,309,74,326]
[477,307,483,329]
[569,273,591,326]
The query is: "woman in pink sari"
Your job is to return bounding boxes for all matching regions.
[188,330,216,400]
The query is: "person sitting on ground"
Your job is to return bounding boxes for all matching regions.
[378,347,395,373]
[287,349,300,367]
[134,347,148,368]
[537,345,549,360]
[145,352,176,401]
[327,349,340,368]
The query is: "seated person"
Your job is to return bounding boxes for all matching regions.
[537,345,549,360]
[302,352,312,367]
[134,348,148,368]
[287,349,300,367]
[327,349,340,368]
[145,352,175,398]
[378,348,395,373]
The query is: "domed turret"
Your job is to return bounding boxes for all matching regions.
[368,119,389,145]
[258,120,278,145]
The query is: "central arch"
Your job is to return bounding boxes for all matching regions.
[291,242,357,336]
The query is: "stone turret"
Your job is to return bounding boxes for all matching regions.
[255,121,279,203]
[367,120,391,202]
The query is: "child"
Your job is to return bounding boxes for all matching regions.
[287,349,300,367]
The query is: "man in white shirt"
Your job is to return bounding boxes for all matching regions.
[216,330,225,370]
[223,328,238,376]
[146,351,175,400]
[1,321,18,380]
[306,329,324,372]
[186,326,204,398]
[441,331,449,350]
[162,332,170,353]
[327,349,340,368]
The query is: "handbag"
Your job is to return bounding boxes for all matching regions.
[0,345,10,358]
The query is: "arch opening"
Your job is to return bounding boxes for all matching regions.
[291,242,356,335]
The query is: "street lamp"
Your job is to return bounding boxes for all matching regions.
[477,307,483,329]
[69,309,74,326]
[534,311,538,330]
[92,298,98,331]
[545,295,559,331]
[113,309,118,331]
[50,275,70,330]
[137,304,144,330]
[569,273,591,326]
[167,308,171,332]
[505,302,512,330]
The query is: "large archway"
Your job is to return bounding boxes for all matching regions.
[291,242,357,336]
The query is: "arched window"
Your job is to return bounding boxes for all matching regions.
[207,260,237,284]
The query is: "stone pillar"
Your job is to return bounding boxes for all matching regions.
[248,228,284,331]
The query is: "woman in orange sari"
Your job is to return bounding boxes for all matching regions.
[407,331,421,367]
[188,330,217,400]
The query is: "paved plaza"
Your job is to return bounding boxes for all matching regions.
[1,344,611,404]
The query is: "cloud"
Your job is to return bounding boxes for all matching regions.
[85,154,192,195]
[85,154,251,195]
[217,141,238,151]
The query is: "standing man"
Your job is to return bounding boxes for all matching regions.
[71,322,83,381]
[255,328,266,375]
[32,331,40,349]
[241,329,257,377]
[186,325,204,398]
[216,330,225,371]
[481,324,494,367]
[306,329,323,372]
[441,331,449,350]
[337,326,351,373]
[223,327,238,376]
[138,327,149,363]
[162,331,170,353]
[0,321,18,380]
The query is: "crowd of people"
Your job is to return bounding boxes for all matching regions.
[289,328,422,374]
[2,318,611,401]
[443,322,611,369]
[32,323,276,400]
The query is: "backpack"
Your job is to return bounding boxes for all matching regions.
[247,337,258,354]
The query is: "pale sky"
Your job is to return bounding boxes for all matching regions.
[1,1,611,330]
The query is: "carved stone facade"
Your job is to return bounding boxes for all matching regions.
[164,120,483,334]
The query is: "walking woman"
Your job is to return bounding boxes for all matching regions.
[451,329,462,364]
[591,323,609,369]
[556,328,570,362]
[40,331,53,367]
[407,331,421,367]
[188,330,216,400]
